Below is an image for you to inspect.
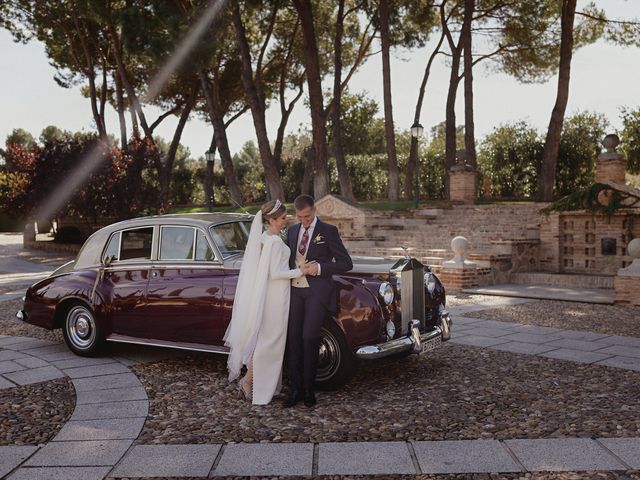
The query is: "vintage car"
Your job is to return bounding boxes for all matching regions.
[17,213,452,389]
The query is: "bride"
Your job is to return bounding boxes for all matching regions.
[224,199,313,405]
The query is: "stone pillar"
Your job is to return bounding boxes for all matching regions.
[596,134,626,185]
[449,166,477,204]
[439,236,478,292]
[614,238,640,306]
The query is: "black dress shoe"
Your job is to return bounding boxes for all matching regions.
[284,389,302,408]
[303,390,316,407]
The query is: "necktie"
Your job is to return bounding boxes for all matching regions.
[299,226,310,256]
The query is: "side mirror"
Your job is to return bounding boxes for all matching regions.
[102,254,116,267]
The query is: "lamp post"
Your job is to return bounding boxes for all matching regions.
[410,121,424,209]
[204,150,216,212]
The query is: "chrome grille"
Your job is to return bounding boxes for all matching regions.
[390,257,426,334]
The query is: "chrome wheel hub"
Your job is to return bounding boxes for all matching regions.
[316,330,341,381]
[76,317,90,337]
[66,306,96,349]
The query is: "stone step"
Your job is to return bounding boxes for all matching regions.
[510,272,615,290]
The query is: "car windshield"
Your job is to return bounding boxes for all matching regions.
[209,221,251,259]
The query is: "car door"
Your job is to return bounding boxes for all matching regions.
[102,226,155,338]
[145,225,226,345]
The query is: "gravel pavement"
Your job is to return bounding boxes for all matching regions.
[0,377,74,445]
[459,299,640,337]
[132,342,640,445]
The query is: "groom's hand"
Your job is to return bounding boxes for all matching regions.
[303,261,319,276]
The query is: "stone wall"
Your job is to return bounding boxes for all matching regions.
[539,211,640,275]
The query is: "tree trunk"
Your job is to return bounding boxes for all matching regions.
[379,0,399,201]
[462,0,477,169]
[158,82,199,212]
[441,2,463,171]
[108,25,153,140]
[405,31,445,200]
[301,146,314,195]
[199,71,243,205]
[115,69,128,151]
[444,56,462,170]
[87,72,107,140]
[206,136,217,210]
[230,0,284,201]
[293,0,330,199]
[332,0,355,201]
[99,59,108,138]
[538,0,577,201]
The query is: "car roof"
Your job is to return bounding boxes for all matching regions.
[73,213,254,269]
[102,212,254,232]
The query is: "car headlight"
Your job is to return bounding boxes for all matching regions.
[424,272,436,294]
[379,282,394,305]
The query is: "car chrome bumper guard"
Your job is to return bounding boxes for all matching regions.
[16,310,27,322]
[356,310,452,360]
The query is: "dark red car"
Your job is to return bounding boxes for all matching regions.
[18,213,452,389]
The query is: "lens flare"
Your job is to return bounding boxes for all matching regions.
[146,0,229,103]
[31,0,228,224]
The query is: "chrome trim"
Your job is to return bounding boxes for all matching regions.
[106,333,230,354]
[356,311,452,360]
[103,265,153,272]
[440,310,452,340]
[16,310,25,320]
[149,263,224,269]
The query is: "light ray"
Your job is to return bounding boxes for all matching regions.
[145,0,229,102]
[31,0,228,224]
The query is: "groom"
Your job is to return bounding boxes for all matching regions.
[284,194,353,407]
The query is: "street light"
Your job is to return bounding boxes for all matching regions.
[205,150,216,212]
[410,121,424,209]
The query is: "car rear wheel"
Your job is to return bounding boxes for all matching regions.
[62,303,103,356]
[315,320,356,391]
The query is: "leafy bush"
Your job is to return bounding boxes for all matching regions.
[620,107,640,174]
[555,111,608,196]
[477,121,542,198]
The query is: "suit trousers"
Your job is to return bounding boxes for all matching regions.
[287,286,328,392]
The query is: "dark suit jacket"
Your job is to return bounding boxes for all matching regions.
[287,218,353,313]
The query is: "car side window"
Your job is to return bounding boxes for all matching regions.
[160,226,195,260]
[210,222,248,259]
[120,227,154,261]
[195,229,214,261]
[103,232,121,262]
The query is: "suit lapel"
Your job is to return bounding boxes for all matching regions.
[307,220,324,256]
[289,223,301,252]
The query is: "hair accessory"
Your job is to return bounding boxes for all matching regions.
[267,199,282,216]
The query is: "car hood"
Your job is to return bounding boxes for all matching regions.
[224,254,398,275]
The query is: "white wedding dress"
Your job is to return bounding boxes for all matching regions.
[224,212,301,405]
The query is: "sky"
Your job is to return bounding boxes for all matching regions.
[1,0,640,161]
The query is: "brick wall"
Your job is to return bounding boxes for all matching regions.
[540,212,640,275]
[614,276,640,305]
[449,170,476,204]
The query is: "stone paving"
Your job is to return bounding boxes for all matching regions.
[2,300,640,478]
[449,301,640,372]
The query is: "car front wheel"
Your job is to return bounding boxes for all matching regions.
[315,320,356,391]
[62,303,103,356]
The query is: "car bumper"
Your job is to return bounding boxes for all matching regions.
[16,309,28,322]
[355,311,452,360]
